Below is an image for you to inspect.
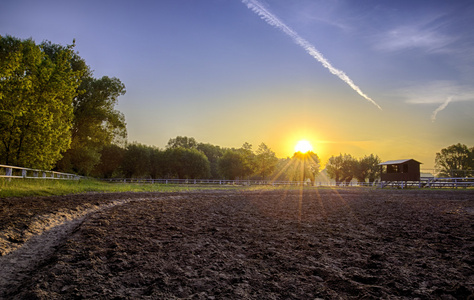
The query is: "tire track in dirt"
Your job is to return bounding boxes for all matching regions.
[0,198,147,297]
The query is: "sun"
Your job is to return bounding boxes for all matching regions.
[294,140,313,154]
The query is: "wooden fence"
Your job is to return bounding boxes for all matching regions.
[0,164,83,180]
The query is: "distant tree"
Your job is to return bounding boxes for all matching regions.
[289,151,320,184]
[270,157,293,181]
[165,147,210,179]
[121,143,152,178]
[236,142,256,177]
[197,143,224,179]
[435,143,474,177]
[92,144,125,178]
[0,36,82,169]
[255,143,278,180]
[57,75,127,175]
[149,147,166,179]
[326,154,356,185]
[354,154,381,183]
[166,136,197,149]
[218,149,253,180]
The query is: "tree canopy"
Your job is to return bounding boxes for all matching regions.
[435,143,473,177]
[0,35,83,169]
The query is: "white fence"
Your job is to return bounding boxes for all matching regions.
[0,164,83,180]
[104,177,473,188]
[102,178,379,187]
[380,177,474,189]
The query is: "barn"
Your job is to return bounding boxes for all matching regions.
[379,159,422,182]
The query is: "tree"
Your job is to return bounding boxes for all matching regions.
[164,147,210,179]
[435,143,473,177]
[197,142,224,179]
[354,154,381,183]
[255,143,278,180]
[149,147,166,179]
[0,36,82,169]
[121,143,152,178]
[326,154,356,185]
[218,150,253,180]
[92,144,125,178]
[57,75,127,175]
[289,151,320,184]
[166,136,197,149]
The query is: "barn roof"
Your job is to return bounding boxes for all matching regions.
[378,159,422,165]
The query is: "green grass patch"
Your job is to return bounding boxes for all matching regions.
[0,178,382,198]
[0,178,237,198]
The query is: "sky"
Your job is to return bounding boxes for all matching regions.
[2,0,473,170]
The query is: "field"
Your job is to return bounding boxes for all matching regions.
[1,188,473,299]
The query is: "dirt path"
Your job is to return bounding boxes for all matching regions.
[1,189,473,299]
[0,198,139,296]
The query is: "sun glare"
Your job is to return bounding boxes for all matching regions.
[294,140,313,153]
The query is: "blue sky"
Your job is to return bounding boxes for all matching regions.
[2,0,473,169]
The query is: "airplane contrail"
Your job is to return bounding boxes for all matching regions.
[431,96,453,122]
[242,0,382,110]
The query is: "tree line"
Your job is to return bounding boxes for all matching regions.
[1,36,472,181]
[89,136,386,184]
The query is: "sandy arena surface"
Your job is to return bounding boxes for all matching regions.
[0,189,473,299]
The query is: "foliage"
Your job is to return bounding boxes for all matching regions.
[0,35,83,169]
[435,143,474,177]
[327,153,381,184]
[166,136,197,149]
[197,142,224,179]
[218,149,253,180]
[121,143,152,178]
[92,144,126,178]
[287,151,320,184]
[57,75,126,175]
[326,154,357,185]
[255,143,278,180]
[354,154,381,183]
[164,147,210,179]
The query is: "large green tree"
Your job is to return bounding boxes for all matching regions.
[57,75,127,175]
[0,36,82,169]
[435,143,473,177]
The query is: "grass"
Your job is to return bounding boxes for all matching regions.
[0,178,364,198]
[0,178,253,198]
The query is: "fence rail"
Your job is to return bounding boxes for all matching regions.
[0,164,83,180]
[102,178,380,187]
[103,177,473,189]
[380,177,474,189]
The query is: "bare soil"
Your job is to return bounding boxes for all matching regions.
[0,189,473,299]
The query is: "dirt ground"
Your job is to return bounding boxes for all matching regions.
[0,188,473,299]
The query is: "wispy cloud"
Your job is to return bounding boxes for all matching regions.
[400,81,474,104]
[242,0,382,110]
[431,96,453,122]
[397,81,474,121]
[375,25,455,53]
